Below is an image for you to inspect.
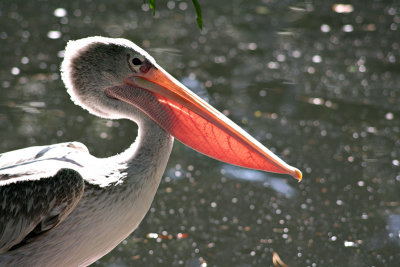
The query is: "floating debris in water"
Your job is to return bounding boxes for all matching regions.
[344,241,355,247]
[344,240,363,247]
[332,4,354,13]
[146,232,189,240]
[272,252,289,267]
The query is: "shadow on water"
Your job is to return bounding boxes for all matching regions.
[1,0,399,266]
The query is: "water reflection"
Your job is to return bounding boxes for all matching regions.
[181,75,211,103]
[387,214,400,247]
[222,165,297,199]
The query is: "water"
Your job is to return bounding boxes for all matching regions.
[1,0,399,266]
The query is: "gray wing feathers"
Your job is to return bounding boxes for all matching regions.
[0,142,89,185]
[0,168,84,253]
[0,142,88,169]
[0,142,89,254]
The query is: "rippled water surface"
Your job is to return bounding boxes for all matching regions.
[1,0,399,266]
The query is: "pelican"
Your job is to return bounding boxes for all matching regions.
[0,37,302,266]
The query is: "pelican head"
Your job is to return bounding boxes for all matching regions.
[61,36,157,120]
[61,36,302,181]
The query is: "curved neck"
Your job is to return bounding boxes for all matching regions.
[110,116,174,185]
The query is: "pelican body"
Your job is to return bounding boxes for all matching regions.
[0,37,301,266]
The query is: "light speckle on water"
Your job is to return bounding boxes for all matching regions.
[332,4,354,14]
[342,24,354,32]
[386,112,394,120]
[54,8,67,18]
[344,241,356,247]
[320,24,331,33]
[47,30,62,39]
[20,57,29,64]
[10,67,20,75]
[312,55,322,63]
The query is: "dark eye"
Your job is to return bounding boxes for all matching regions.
[132,57,142,66]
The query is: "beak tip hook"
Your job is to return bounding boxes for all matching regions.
[294,168,303,182]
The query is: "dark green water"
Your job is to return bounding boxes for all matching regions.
[1,0,399,266]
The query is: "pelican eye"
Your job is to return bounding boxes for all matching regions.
[132,57,142,66]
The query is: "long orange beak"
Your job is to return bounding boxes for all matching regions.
[106,64,302,181]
